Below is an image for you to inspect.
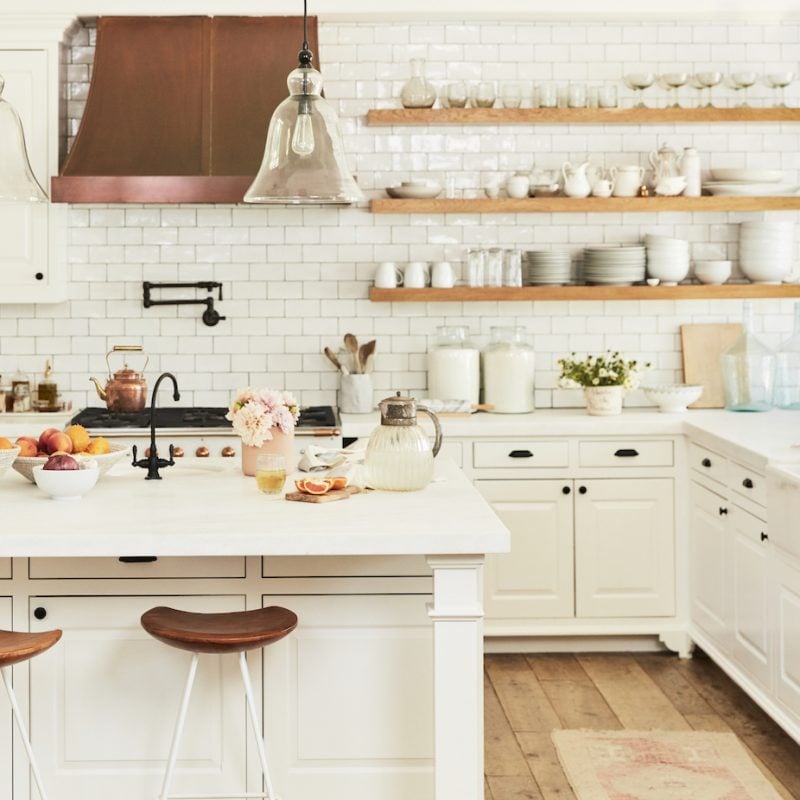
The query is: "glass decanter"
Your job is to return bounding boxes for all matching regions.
[400,59,436,109]
[774,302,800,409]
[720,301,775,412]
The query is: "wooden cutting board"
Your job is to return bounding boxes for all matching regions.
[285,486,361,503]
[680,323,742,408]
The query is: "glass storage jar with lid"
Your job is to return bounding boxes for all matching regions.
[774,301,800,409]
[482,326,536,413]
[427,326,480,404]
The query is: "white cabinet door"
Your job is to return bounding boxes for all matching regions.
[477,479,574,619]
[262,593,433,800]
[0,50,65,303]
[730,506,771,690]
[575,478,674,618]
[0,598,10,800]
[774,553,800,722]
[690,481,730,647]
[29,595,247,800]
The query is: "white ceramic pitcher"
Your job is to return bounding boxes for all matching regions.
[561,161,592,198]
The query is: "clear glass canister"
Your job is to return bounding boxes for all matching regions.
[482,326,536,413]
[503,248,523,287]
[774,301,800,409]
[485,247,503,288]
[400,58,437,109]
[720,301,775,412]
[466,248,485,287]
[427,326,480,404]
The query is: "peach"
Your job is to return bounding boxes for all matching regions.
[15,437,38,457]
[0,437,14,449]
[44,431,73,455]
[38,428,62,452]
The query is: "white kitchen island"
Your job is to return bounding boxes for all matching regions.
[0,459,509,800]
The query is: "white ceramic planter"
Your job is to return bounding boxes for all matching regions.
[584,385,624,416]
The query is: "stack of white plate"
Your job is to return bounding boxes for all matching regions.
[523,250,572,285]
[739,221,796,283]
[644,235,691,285]
[703,169,798,197]
[581,245,646,286]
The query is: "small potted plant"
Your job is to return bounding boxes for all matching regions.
[226,388,300,475]
[556,351,649,416]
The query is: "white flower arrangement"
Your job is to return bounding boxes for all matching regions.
[557,351,650,390]
[226,388,300,447]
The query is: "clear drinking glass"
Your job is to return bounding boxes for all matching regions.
[658,72,689,108]
[695,71,722,107]
[537,82,558,108]
[255,454,287,495]
[623,72,656,107]
[567,82,587,108]
[503,249,523,287]
[598,84,618,108]
[764,72,796,107]
[474,81,496,108]
[466,248,485,287]
[446,81,468,108]
[485,247,504,287]
[500,82,522,108]
[727,72,757,107]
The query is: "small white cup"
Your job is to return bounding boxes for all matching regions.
[506,174,530,199]
[592,178,613,198]
[374,262,403,288]
[431,261,455,288]
[404,261,430,288]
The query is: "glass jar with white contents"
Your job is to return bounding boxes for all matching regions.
[482,326,536,413]
[427,326,480,404]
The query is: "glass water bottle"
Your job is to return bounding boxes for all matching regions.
[400,59,436,109]
[774,302,800,409]
[720,301,775,412]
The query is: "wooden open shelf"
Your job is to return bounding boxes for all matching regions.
[369,284,800,302]
[367,107,800,126]
[371,196,800,214]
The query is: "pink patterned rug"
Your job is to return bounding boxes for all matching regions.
[552,730,783,799]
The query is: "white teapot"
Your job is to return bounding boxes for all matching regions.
[561,161,592,198]
[648,143,681,185]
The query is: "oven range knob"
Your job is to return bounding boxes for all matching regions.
[144,447,151,458]
[195,446,210,458]
[220,446,236,458]
[172,446,184,458]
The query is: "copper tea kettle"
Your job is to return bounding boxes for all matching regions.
[90,345,149,413]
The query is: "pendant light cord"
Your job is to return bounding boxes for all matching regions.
[302,0,308,53]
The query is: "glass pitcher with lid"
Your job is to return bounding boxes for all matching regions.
[365,393,442,491]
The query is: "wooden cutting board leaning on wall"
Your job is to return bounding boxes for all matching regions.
[680,323,743,408]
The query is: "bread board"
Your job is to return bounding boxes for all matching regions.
[285,486,361,503]
[680,323,742,408]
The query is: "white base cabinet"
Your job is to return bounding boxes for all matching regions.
[774,552,800,723]
[0,598,11,800]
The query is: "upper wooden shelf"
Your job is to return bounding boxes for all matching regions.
[369,284,800,302]
[367,107,800,126]
[371,196,800,214]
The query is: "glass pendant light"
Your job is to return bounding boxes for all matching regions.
[0,74,48,202]
[244,1,363,205]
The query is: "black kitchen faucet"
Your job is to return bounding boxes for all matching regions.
[131,372,181,480]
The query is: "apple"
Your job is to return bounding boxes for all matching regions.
[42,454,79,471]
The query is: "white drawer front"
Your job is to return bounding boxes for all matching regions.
[728,461,767,508]
[29,556,246,579]
[473,441,569,469]
[689,442,727,485]
[578,440,674,468]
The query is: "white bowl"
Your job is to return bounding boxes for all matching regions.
[646,259,690,284]
[711,168,783,183]
[385,181,442,199]
[32,461,99,501]
[13,443,130,483]
[740,261,792,283]
[0,446,21,478]
[694,260,732,284]
[643,384,704,412]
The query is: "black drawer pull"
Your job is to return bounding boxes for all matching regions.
[760,532,769,542]
[578,486,587,495]
[614,448,639,458]
[118,556,158,564]
[33,607,47,620]
[508,450,534,459]
[562,486,571,495]
[719,507,728,516]
[701,458,712,468]
[742,478,754,489]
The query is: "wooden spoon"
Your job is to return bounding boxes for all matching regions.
[358,339,377,373]
[324,347,345,373]
[344,333,360,372]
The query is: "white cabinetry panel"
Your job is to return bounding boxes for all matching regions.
[575,479,674,618]
[29,595,246,800]
[262,593,433,800]
[775,554,800,722]
[477,480,574,618]
[0,598,10,800]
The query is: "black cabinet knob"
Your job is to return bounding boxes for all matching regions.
[760,532,769,542]
[508,449,534,459]
[578,486,587,495]
[33,607,47,620]
[742,478,754,489]
[719,507,728,516]
[701,458,712,468]
[34,272,44,281]
[562,486,571,495]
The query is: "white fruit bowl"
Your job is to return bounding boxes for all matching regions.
[32,461,99,501]
[643,384,704,412]
[13,443,129,483]
[0,446,21,479]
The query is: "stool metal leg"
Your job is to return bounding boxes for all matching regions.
[238,652,277,800]
[1,666,50,800]
[160,653,199,800]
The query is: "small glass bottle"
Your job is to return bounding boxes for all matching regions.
[720,301,775,412]
[482,327,536,413]
[400,59,436,109]
[774,302,800,409]
[11,367,31,413]
[37,359,58,411]
[427,326,480,404]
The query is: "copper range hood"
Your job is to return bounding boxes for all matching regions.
[51,16,319,204]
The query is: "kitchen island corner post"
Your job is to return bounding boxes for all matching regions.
[426,554,485,800]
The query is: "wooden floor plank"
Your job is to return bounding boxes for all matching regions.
[578,653,691,731]
[485,654,562,733]
[525,654,591,683]
[516,731,577,800]
[486,775,544,800]
[634,653,718,716]
[537,678,622,730]
[484,670,533,777]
